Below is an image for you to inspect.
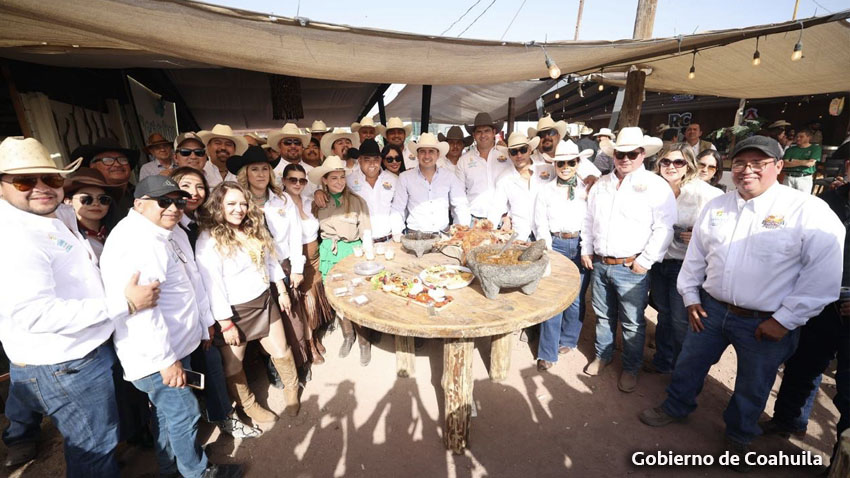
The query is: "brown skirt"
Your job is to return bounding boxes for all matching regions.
[300,240,334,331]
[277,258,310,367]
[213,288,276,346]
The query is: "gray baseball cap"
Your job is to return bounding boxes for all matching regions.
[729,135,783,160]
[134,175,191,199]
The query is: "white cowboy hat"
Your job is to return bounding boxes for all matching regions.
[506,131,541,152]
[243,132,267,145]
[593,128,615,139]
[768,120,792,128]
[579,125,594,136]
[197,124,249,155]
[548,139,594,162]
[527,114,567,139]
[320,128,360,157]
[307,120,330,134]
[307,155,347,186]
[351,117,380,132]
[601,126,663,157]
[0,137,82,175]
[268,123,310,152]
[408,132,449,157]
[377,117,413,137]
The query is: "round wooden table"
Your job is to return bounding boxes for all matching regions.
[325,242,579,454]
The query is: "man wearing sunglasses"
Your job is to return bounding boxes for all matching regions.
[139,133,174,181]
[580,127,677,394]
[100,175,242,478]
[268,123,315,193]
[0,137,160,475]
[173,132,208,173]
[529,115,601,187]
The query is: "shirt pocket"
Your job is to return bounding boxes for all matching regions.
[752,229,798,262]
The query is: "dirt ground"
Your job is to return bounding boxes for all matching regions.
[0,299,840,478]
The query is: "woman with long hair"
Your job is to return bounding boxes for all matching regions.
[195,181,300,424]
[170,166,209,249]
[696,149,726,192]
[381,143,406,175]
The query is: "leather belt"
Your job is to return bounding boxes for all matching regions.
[551,231,579,239]
[594,254,638,265]
[372,235,392,243]
[710,295,774,319]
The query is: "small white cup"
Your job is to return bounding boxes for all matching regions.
[385,249,395,261]
[353,247,363,257]
[365,250,376,261]
[375,244,386,256]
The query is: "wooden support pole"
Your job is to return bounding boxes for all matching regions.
[420,85,432,133]
[632,0,658,40]
[489,332,512,381]
[377,95,387,125]
[443,338,474,454]
[616,70,646,129]
[1,61,32,137]
[574,0,585,41]
[506,97,516,135]
[394,335,415,378]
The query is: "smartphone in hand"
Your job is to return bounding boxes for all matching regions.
[185,370,205,390]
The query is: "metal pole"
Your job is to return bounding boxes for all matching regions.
[420,85,432,133]
[507,97,516,135]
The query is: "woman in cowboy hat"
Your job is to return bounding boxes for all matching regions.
[62,168,123,259]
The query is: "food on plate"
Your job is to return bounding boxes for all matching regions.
[421,265,475,289]
[370,271,453,309]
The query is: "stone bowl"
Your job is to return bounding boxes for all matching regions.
[466,241,549,300]
[401,231,439,258]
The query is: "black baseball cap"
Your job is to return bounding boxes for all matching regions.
[729,135,783,161]
[134,175,191,199]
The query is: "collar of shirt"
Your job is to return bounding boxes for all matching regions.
[125,208,174,241]
[734,181,781,215]
[0,199,78,233]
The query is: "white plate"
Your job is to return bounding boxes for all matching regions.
[419,265,475,290]
[353,261,384,276]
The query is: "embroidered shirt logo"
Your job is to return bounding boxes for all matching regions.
[47,233,73,253]
[382,181,393,190]
[762,215,785,230]
[632,183,647,192]
[497,155,508,162]
[539,171,551,180]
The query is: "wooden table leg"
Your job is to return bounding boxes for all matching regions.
[395,335,415,378]
[489,332,512,382]
[443,337,474,454]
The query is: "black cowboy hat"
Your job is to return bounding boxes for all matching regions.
[226,145,280,175]
[71,137,141,168]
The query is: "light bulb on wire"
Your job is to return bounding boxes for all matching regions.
[688,51,697,80]
[541,45,561,79]
[752,37,761,66]
[791,22,804,61]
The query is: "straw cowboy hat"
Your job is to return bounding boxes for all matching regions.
[243,132,267,146]
[0,137,82,175]
[593,128,615,139]
[600,126,663,157]
[197,124,249,155]
[655,123,675,134]
[320,128,360,157]
[351,117,380,132]
[71,137,140,168]
[464,113,504,136]
[307,120,330,134]
[437,126,473,147]
[145,133,172,151]
[226,145,280,175]
[307,155,347,185]
[527,115,567,139]
[268,123,310,152]
[408,132,449,158]
[579,125,594,136]
[550,140,594,162]
[377,117,413,137]
[768,120,792,129]
[506,131,540,152]
[63,167,125,197]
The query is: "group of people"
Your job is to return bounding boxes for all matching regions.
[0,109,847,476]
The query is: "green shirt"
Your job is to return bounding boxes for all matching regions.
[782,144,823,176]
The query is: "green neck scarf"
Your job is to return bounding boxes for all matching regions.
[330,192,343,207]
[556,175,577,200]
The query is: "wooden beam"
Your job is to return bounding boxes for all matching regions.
[632,0,658,40]
[1,61,32,137]
[506,97,516,135]
[357,83,391,122]
[616,0,657,131]
[420,85,432,133]
[574,0,585,40]
[377,95,387,125]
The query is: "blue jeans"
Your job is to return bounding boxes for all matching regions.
[590,259,650,373]
[649,259,688,372]
[190,344,232,422]
[662,293,800,445]
[538,236,589,362]
[132,356,208,478]
[3,343,119,477]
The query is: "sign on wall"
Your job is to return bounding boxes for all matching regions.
[127,76,177,144]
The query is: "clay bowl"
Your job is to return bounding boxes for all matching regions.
[401,231,439,258]
[466,242,549,300]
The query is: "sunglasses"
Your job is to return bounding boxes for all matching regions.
[614,150,641,160]
[76,194,112,206]
[384,156,402,163]
[698,163,717,171]
[555,159,578,168]
[537,129,559,138]
[140,197,187,210]
[2,175,64,191]
[659,158,688,168]
[91,157,129,166]
[508,145,529,156]
[177,148,206,157]
[281,139,302,146]
[286,177,309,186]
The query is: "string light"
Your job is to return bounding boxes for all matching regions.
[555,92,560,99]
[598,68,604,91]
[792,22,804,61]
[688,51,696,80]
[540,45,561,79]
[752,37,761,66]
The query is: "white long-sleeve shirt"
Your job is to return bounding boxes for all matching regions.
[402,143,417,170]
[139,159,172,181]
[457,145,513,218]
[489,163,555,240]
[195,230,285,321]
[347,169,397,238]
[666,179,723,260]
[204,160,237,188]
[0,202,126,365]
[534,177,588,249]
[531,147,602,180]
[581,166,677,270]
[391,167,470,234]
[677,183,845,330]
[288,193,319,244]
[100,210,211,381]
[263,193,305,274]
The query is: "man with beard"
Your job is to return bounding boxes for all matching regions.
[73,137,139,226]
[307,120,330,142]
[437,126,472,178]
[197,124,248,188]
[321,128,361,176]
[378,117,416,170]
[352,117,380,144]
[139,133,174,181]
[269,123,316,196]
[456,113,511,224]
[301,137,322,168]
[528,116,601,184]
[346,139,397,243]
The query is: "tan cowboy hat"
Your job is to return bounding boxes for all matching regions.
[173,132,204,149]
[506,132,540,152]
[351,117,379,132]
[377,117,413,137]
[268,123,310,152]
[197,124,249,155]
[464,112,504,136]
[768,120,792,129]
[145,133,172,149]
[243,132,267,146]
[579,125,594,136]
[600,127,663,157]
[307,155,347,185]
[320,128,360,157]
[408,132,449,157]
[549,140,594,162]
[307,120,330,134]
[593,128,615,139]
[437,126,473,147]
[0,137,82,175]
[655,123,674,134]
[527,114,567,139]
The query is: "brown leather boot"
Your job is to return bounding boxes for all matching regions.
[310,339,325,364]
[225,370,278,424]
[338,318,356,358]
[272,351,301,417]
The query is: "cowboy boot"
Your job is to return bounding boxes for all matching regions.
[357,331,371,366]
[271,351,301,417]
[316,336,326,354]
[338,318,356,358]
[263,354,284,389]
[225,370,277,424]
[310,338,325,365]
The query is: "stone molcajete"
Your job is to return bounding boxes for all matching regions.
[466,240,549,300]
[401,231,439,258]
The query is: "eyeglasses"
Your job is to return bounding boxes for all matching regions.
[384,156,402,163]
[140,197,188,210]
[76,194,112,206]
[177,148,206,157]
[281,139,302,146]
[698,163,717,171]
[508,145,529,156]
[614,150,642,160]
[286,177,309,186]
[659,158,688,168]
[730,159,776,172]
[1,175,65,191]
[537,129,559,138]
[91,157,129,166]
[555,159,578,168]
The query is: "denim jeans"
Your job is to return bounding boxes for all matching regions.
[3,343,120,477]
[649,259,688,372]
[132,356,208,478]
[190,344,232,423]
[662,292,800,445]
[590,259,650,373]
[538,236,589,362]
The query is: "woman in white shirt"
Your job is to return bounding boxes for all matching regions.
[62,168,121,260]
[196,181,300,424]
[646,144,722,374]
[532,141,593,372]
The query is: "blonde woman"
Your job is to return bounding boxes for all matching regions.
[195,182,300,423]
[646,144,722,374]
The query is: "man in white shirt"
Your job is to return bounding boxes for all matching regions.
[0,137,159,474]
[456,112,511,223]
[269,123,314,183]
[100,175,242,478]
[528,115,601,185]
[352,116,380,144]
[391,133,470,235]
[378,117,416,170]
[639,136,845,471]
[580,127,677,393]
[677,122,716,160]
[139,133,174,181]
[346,139,397,242]
[198,124,248,188]
[320,128,361,176]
